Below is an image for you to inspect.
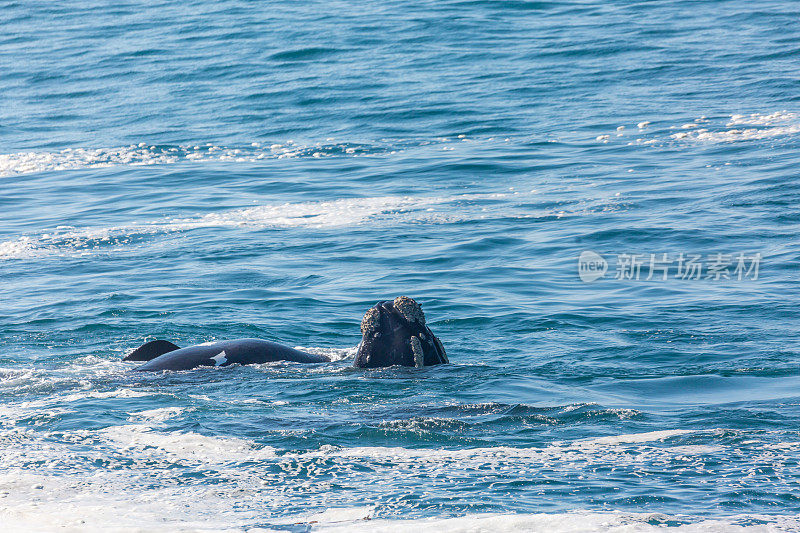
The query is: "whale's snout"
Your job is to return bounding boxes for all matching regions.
[354,296,447,368]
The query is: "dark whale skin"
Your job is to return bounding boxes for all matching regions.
[127,297,445,371]
[134,338,329,371]
[354,297,447,368]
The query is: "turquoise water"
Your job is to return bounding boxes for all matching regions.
[2,1,800,530]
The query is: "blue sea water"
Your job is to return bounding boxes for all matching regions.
[2,0,800,530]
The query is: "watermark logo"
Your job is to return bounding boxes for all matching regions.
[578,250,608,282]
[578,251,761,282]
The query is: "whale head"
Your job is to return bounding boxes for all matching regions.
[354,296,448,368]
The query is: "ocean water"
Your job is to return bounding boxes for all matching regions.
[2,0,800,530]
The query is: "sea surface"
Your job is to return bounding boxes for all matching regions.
[2,1,800,531]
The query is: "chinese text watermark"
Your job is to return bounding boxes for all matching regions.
[578,251,761,282]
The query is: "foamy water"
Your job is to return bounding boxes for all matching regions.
[594,112,800,146]
[5,0,800,529]
[2,355,800,530]
[1,419,797,532]
[0,141,377,177]
[0,138,476,178]
[0,189,606,260]
[1,397,798,533]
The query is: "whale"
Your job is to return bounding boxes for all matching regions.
[354,296,447,368]
[125,296,447,371]
[127,338,330,371]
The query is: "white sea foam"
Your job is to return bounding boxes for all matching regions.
[97,424,278,463]
[313,512,796,532]
[290,428,711,463]
[672,122,800,142]
[0,191,554,260]
[15,388,155,410]
[295,345,357,362]
[727,111,797,127]
[627,111,800,144]
[0,471,265,532]
[576,429,699,445]
[0,487,794,533]
[671,111,800,142]
[0,141,381,178]
[0,195,433,259]
[128,406,184,422]
[0,423,796,532]
[0,136,488,178]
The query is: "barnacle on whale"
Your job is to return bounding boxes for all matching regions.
[410,336,424,368]
[360,306,381,334]
[393,296,425,325]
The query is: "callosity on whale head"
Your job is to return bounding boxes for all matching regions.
[354,296,448,368]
